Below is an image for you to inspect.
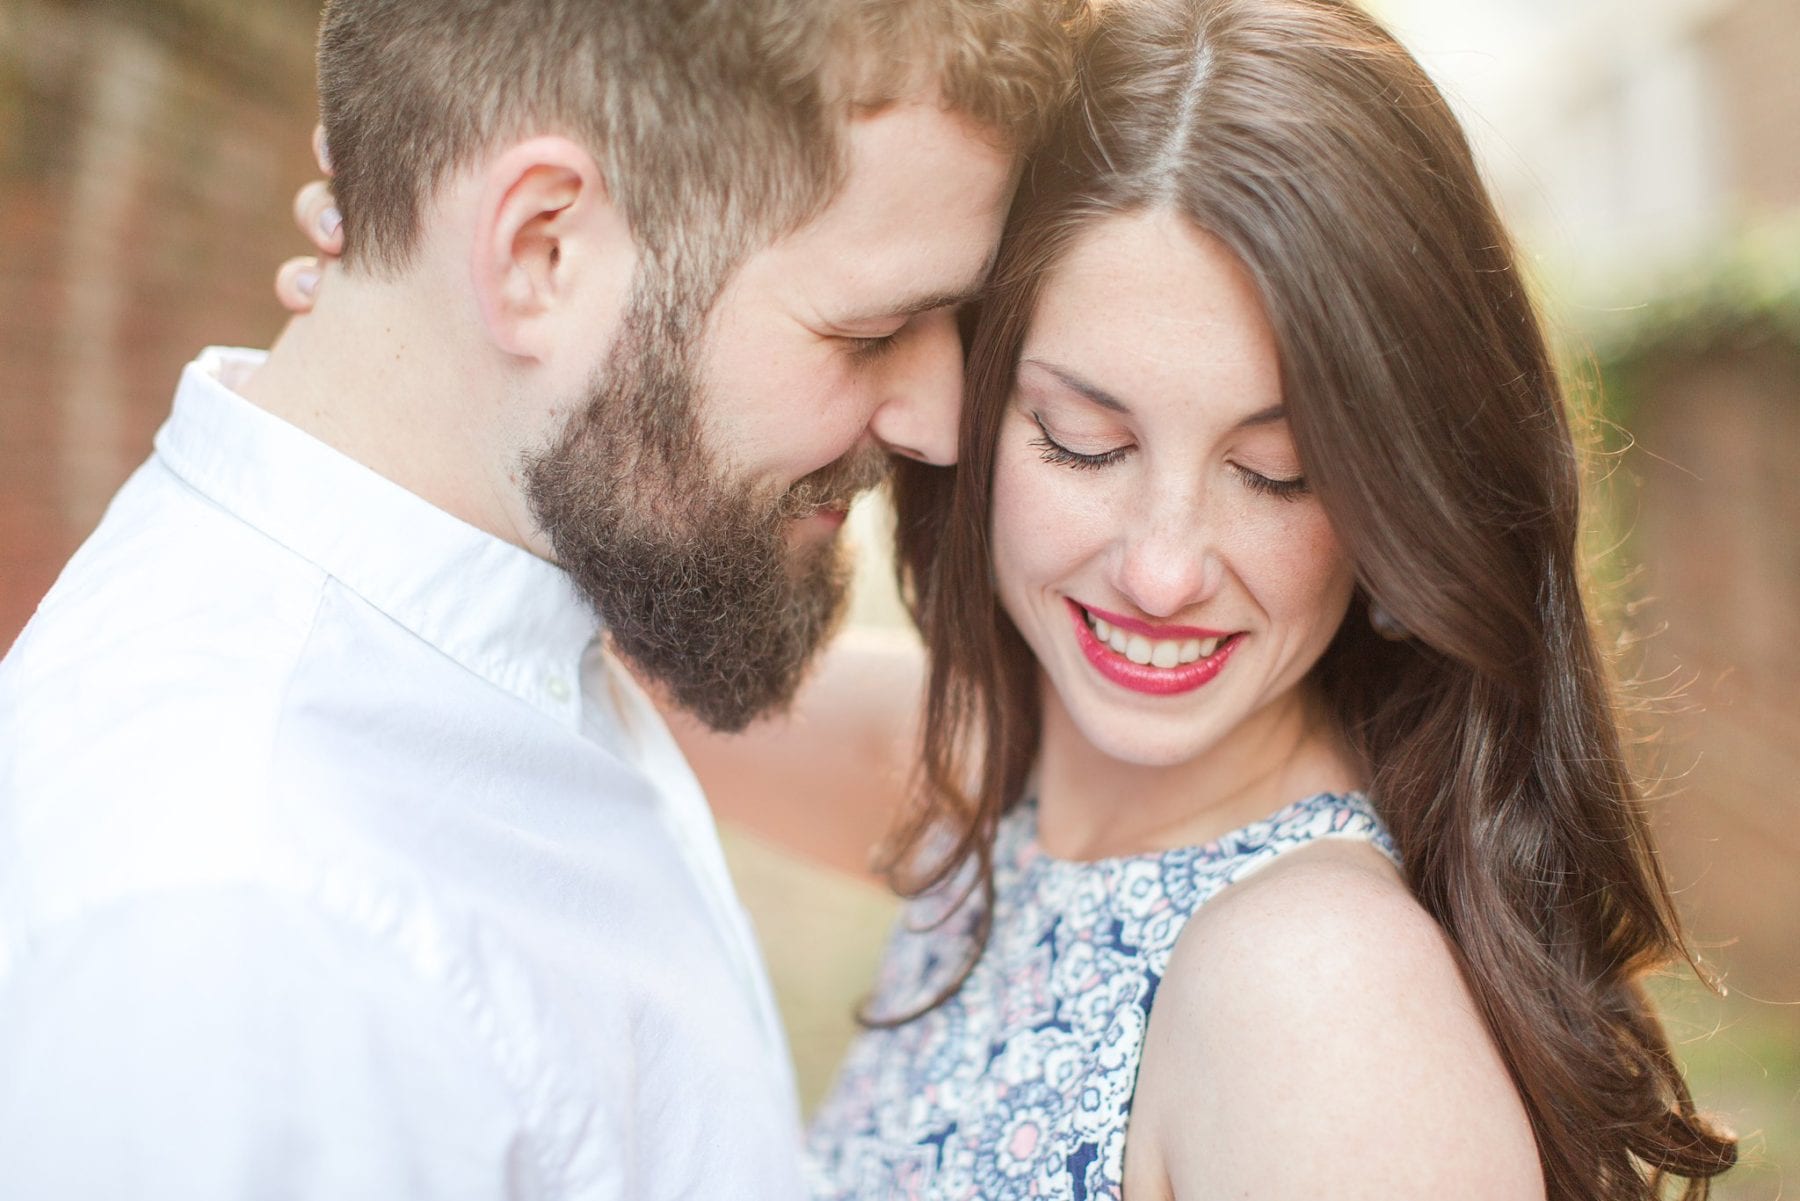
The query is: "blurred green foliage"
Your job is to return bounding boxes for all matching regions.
[1587,217,1800,434]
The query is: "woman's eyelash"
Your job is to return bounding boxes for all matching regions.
[1026,413,1306,495]
[1238,467,1310,500]
[1029,414,1129,471]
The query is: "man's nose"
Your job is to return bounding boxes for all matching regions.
[867,308,963,467]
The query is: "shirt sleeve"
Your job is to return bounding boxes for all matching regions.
[0,887,549,1201]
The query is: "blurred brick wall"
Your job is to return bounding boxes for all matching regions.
[1622,335,1800,1199]
[1629,340,1800,1000]
[0,0,319,648]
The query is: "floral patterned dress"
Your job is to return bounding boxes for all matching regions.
[804,790,1398,1201]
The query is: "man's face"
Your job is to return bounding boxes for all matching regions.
[528,99,1016,731]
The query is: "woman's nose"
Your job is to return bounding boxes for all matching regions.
[1112,496,1225,619]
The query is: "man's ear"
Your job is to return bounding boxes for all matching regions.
[470,136,636,360]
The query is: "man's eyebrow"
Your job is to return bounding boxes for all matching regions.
[837,249,1001,325]
[897,286,986,317]
[838,283,987,325]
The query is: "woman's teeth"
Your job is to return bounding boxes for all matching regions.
[1088,614,1220,667]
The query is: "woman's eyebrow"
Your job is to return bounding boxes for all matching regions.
[1024,359,1288,430]
[1235,404,1287,429]
[1021,360,1132,414]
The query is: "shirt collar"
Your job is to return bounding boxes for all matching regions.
[154,347,600,728]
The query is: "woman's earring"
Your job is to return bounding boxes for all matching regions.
[1369,599,1409,642]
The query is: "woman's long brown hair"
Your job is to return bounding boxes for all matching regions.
[880,0,1737,1196]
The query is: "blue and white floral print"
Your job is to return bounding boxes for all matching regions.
[806,791,1398,1200]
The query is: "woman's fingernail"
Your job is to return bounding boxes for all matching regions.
[296,270,318,297]
[320,206,342,237]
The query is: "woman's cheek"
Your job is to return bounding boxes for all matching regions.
[1251,503,1354,629]
[990,447,1048,584]
[991,442,1098,607]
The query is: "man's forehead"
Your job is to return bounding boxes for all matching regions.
[805,103,1014,239]
[811,117,1013,310]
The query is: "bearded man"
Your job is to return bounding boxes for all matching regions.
[0,1,1070,1195]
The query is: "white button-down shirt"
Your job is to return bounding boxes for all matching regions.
[0,348,802,1199]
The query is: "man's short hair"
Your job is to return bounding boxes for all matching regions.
[318,0,1077,301]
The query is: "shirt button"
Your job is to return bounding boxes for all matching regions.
[546,676,572,703]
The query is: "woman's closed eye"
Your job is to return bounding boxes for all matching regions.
[1235,464,1310,500]
[1029,413,1132,471]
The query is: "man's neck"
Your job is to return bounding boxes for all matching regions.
[238,274,541,554]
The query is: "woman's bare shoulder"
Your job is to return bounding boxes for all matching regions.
[1127,840,1544,1200]
[1176,838,1439,996]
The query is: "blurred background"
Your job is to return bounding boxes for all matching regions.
[1,0,1794,1192]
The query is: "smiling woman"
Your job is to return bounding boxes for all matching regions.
[991,212,1355,785]
[833,0,1739,1196]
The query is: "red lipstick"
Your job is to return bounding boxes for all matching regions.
[1079,602,1231,642]
[1066,599,1240,697]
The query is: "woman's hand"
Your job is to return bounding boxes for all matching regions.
[274,125,343,314]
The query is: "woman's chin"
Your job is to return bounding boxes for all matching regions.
[1057,700,1228,771]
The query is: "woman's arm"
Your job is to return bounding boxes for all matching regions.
[1128,840,1544,1200]
[659,626,927,883]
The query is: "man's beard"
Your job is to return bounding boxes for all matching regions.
[524,289,890,733]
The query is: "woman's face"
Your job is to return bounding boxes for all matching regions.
[990,209,1355,768]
